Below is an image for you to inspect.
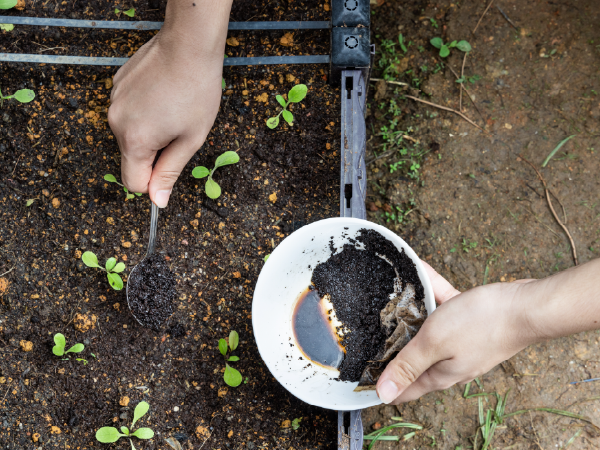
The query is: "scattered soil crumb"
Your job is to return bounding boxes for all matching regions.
[20,340,33,352]
[73,313,96,333]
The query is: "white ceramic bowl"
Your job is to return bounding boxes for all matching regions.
[252,217,435,410]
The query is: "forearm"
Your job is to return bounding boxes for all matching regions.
[519,258,600,343]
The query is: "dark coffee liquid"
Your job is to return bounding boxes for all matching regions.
[292,287,344,369]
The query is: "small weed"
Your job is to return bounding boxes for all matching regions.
[456,74,482,84]
[114,7,135,17]
[398,34,408,53]
[219,330,242,387]
[267,84,307,128]
[0,87,35,107]
[263,254,270,262]
[104,174,142,200]
[81,251,126,290]
[363,417,422,449]
[291,418,302,430]
[0,23,14,31]
[52,333,84,358]
[430,18,439,29]
[192,151,240,199]
[96,401,154,449]
[462,238,478,253]
[430,37,471,58]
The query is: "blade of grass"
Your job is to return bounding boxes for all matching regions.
[560,429,582,449]
[502,407,599,431]
[364,423,423,449]
[542,135,576,167]
[464,381,472,398]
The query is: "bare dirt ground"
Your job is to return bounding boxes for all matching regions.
[363,0,600,448]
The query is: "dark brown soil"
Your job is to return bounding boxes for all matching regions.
[127,253,177,331]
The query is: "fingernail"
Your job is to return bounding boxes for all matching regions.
[154,190,171,208]
[377,380,400,404]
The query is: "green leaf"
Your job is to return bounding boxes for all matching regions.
[542,135,576,167]
[82,251,100,268]
[263,254,270,262]
[107,272,123,291]
[26,199,35,207]
[430,37,443,49]
[135,192,142,196]
[104,174,117,183]
[112,262,126,273]
[0,0,18,9]
[449,40,457,48]
[229,330,239,351]
[123,7,135,17]
[126,193,134,200]
[222,78,226,90]
[131,428,154,439]
[105,257,117,272]
[114,7,120,13]
[456,40,472,52]
[266,116,279,129]
[66,343,84,354]
[276,95,287,107]
[288,84,307,103]
[292,418,302,430]
[228,356,240,362]
[0,24,14,32]
[205,178,221,199]
[218,338,228,356]
[224,364,242,387]
[192,166,210,179]
[214,151,240,169]
[76,358,87,365]
[14,89,35,103]
[282,110,293,124]
[120,426,130,435]
[439,45,450,58]
[53,333,66,356]
[132,401,150,429]
[96,427,123,443]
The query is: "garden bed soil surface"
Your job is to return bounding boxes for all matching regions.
[0,1,343,449]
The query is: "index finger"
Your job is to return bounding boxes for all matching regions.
[421,260,461,304]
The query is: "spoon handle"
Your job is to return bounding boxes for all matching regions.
[147,202,159,257]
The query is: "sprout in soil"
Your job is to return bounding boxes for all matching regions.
[0,88,35,107]
[263,254,270,262]
[104,174,142,200]
[81,251,126,291]
[52,333,84,358]
[96,401,154,450]
[192,151,239,199]
[292,418,302,431]
[115,7,135,17]
[266,84,308,129]
[430,37,471,58]
[219,330,242,387]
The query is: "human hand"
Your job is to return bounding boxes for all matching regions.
[108,3,230,207]
[376,262,537,404]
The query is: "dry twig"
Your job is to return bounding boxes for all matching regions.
[370,78,409,87]
[518,154,578,266]
[460,52,467,111]
[404,95,484,131]
[473,0,494,34]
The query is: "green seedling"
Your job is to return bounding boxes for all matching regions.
[267,84,308,129]
[0,88,35,107]
[291,418,302,431]
[104,174,142,200]
[96,401,154,449]
[81,251,126,290]
[0,24,14,31]
[0,0,17,9]
[192,151,239,199]
[218,330,242,387]
[115,7,135,17]
[430,37,471,58]
[263,254,270,262]
[52,333,84,357]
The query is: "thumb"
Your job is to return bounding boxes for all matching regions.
[148,137,199,208]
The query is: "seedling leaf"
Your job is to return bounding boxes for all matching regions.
[53,333,66,356]
[96,426,123,443]
[214,151,240,169]
[224,364,242,387]
[205,178,221,199]
[228,356,240,362]
[26,199,35,206]
[131,401,150,429]
[456,40,472,52]
[132,428,154,439]
[76,358,88,365]
[14,89,35,103]
[114,8,120,13]
[542,135,576,167]
[105,257,117,272]
[229,330,239,351]
[222,78,226,90]
[107,272,123,291]
[66,343,84,354]
[439,45,450,58]
[264,254,270,262]
[120,426,130,435]
[266,116,279,129]
[430,37,443,49]
[0,0,18,9]
[82,251,100,268]
[104,174,117,183]
[276,95,287,107]
[126,193,134,200]
[282,110,293,124]
[292,418,302,430]
[123,7,135,17]
[192,166,210,179]
[288,84,307,103]
[112,262,126,273]
[0,24,14,31]
[135,192,142,197]
[218,338,228,356]
[449,40,457,48]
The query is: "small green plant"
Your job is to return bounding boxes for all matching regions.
[430,18,439,29]
[456,74,481,84]
[267,84,308,129]
[115,7,135,17]
[263,254,270,262]
[397,34,408,53]
[461,238,478,253]
[96,401,154,449]
[192,151,239,199]
[292,418,302,430]
[81,251,126,290]
[0,24,14,31]
[219,330,242,387]
[104,174,142,200]
[52,333,84,357]
[430,37,471,58]
[0,88,35,107]
[0,0,17,9]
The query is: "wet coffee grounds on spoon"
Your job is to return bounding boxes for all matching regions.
[128,253,177,331]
